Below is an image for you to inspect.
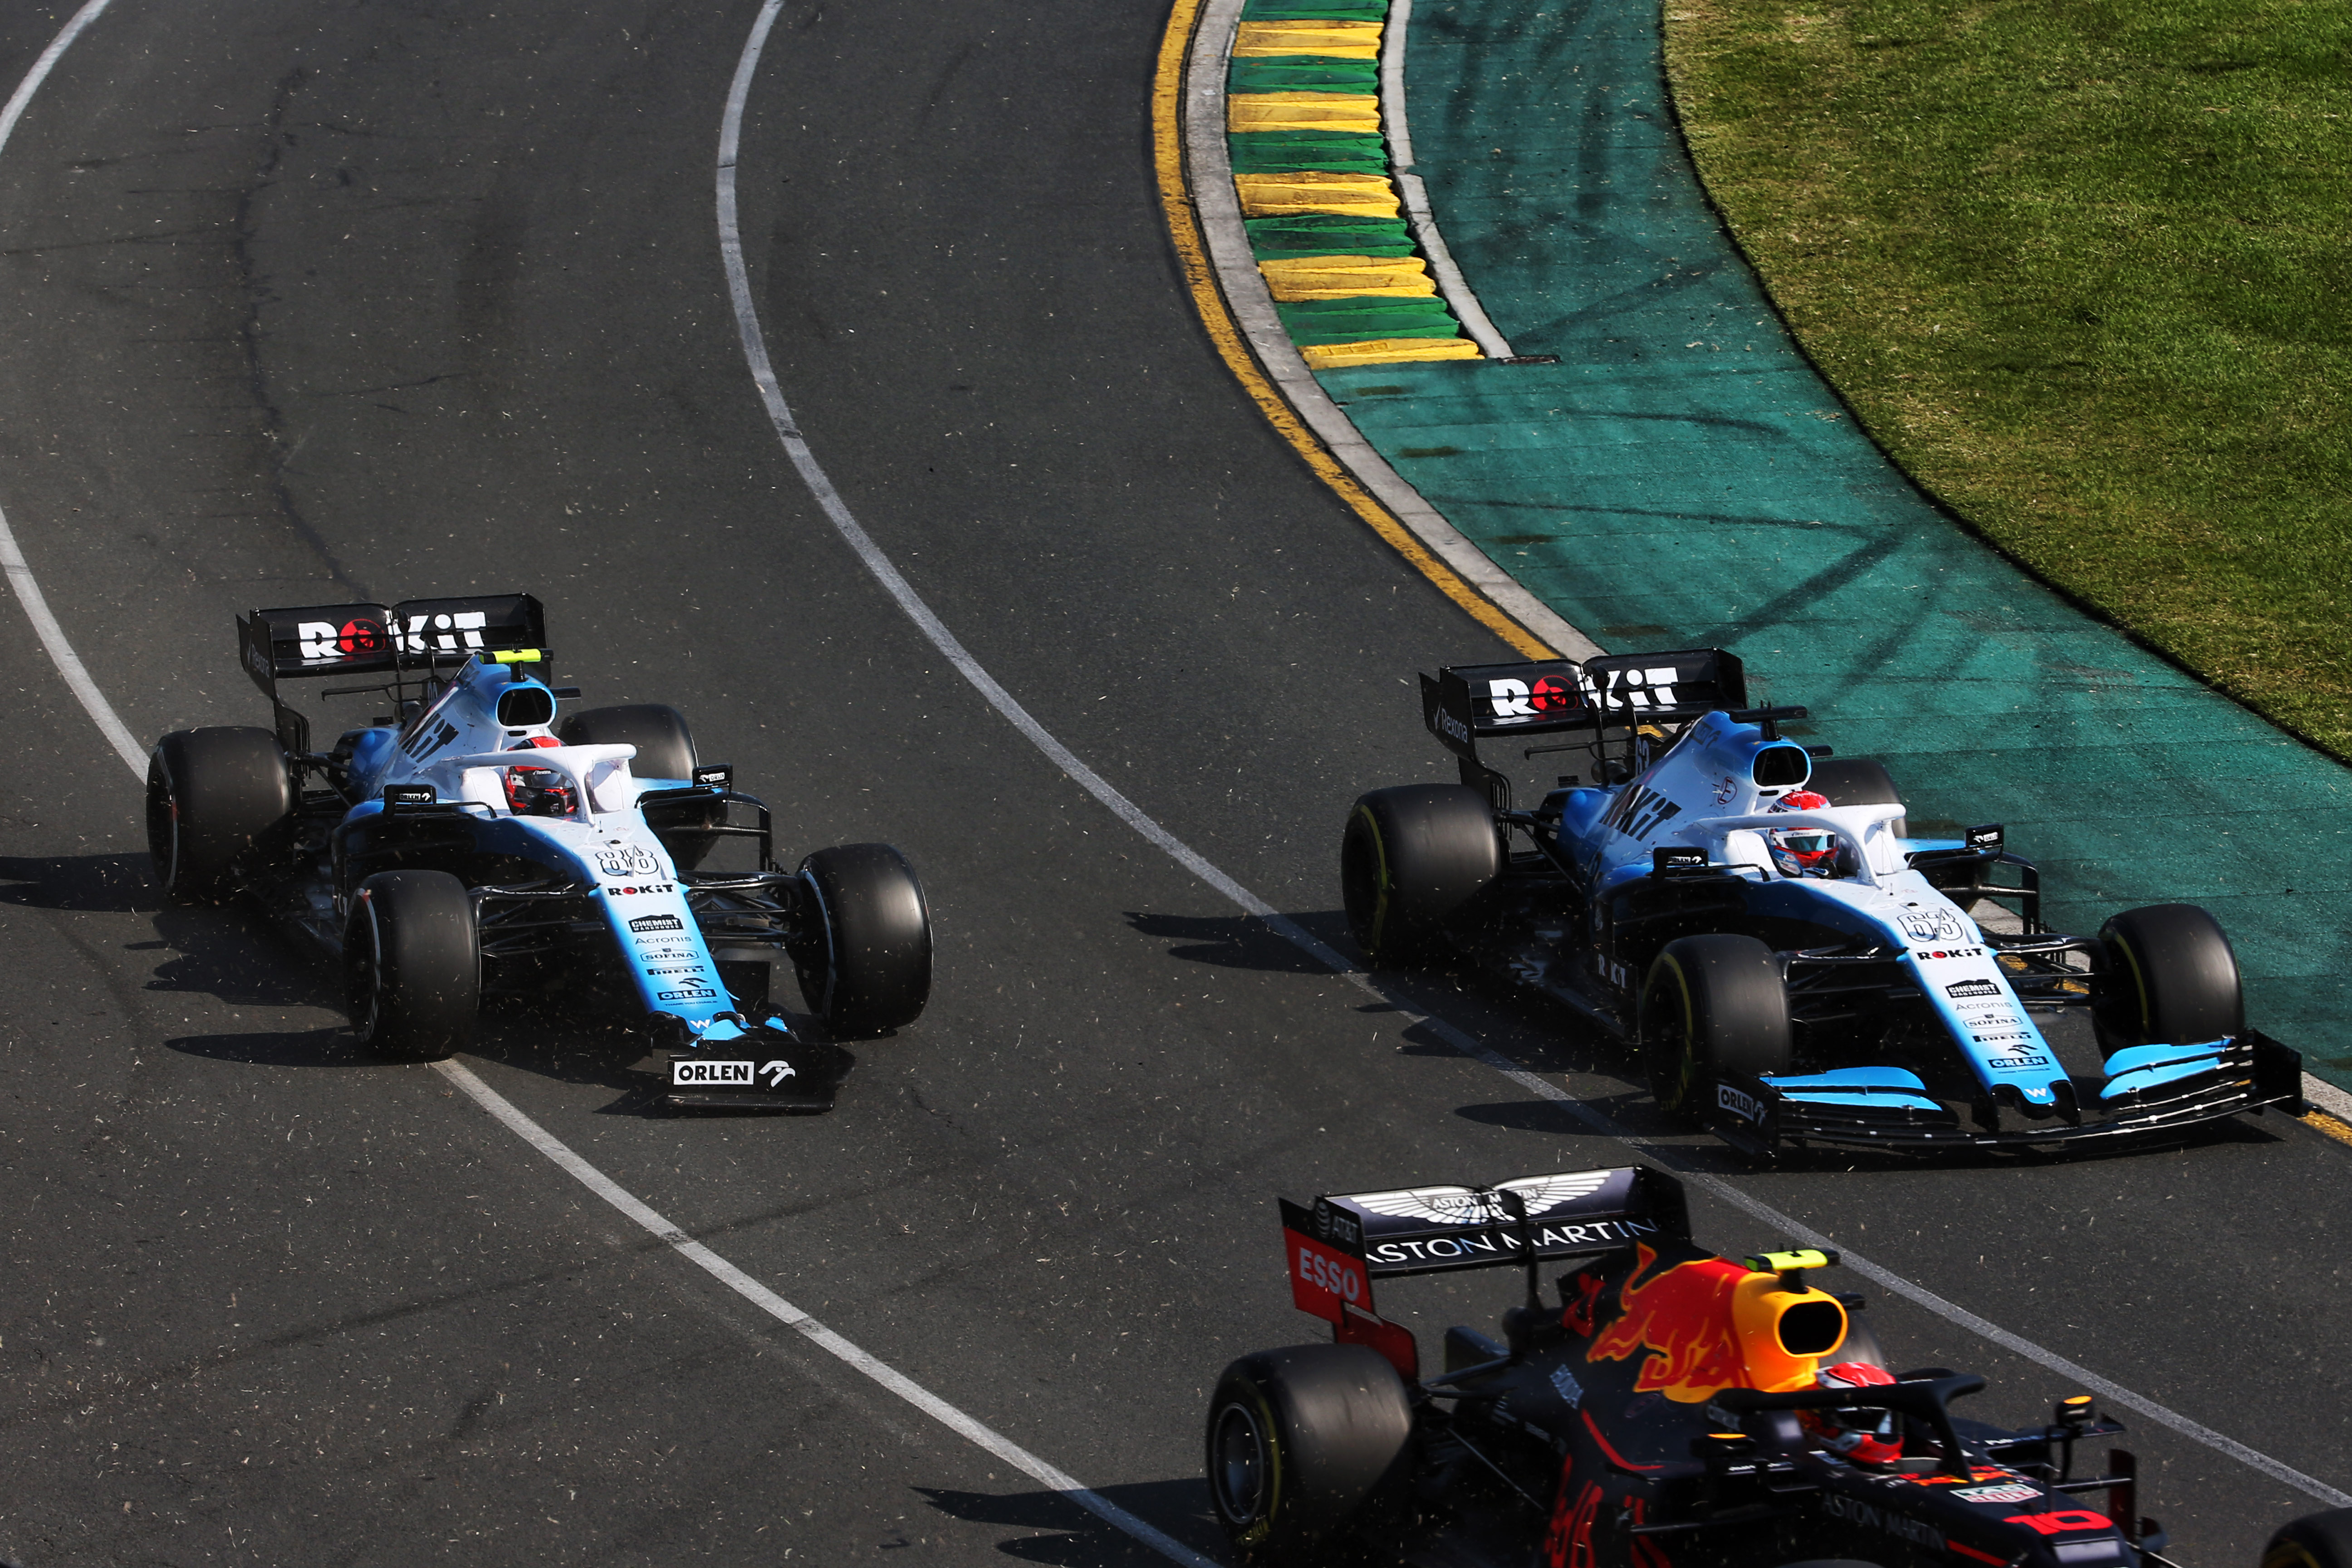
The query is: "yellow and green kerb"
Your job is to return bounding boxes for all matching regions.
[1226,0,1481,368]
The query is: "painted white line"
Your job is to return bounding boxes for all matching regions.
[432,1057,1220,1568]
[1184,0,1602,663]
[720,0,2350,1513]
[1378,0,1515,361]
[0,0,143,778]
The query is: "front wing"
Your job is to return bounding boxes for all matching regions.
[1705,1031,2303,1155]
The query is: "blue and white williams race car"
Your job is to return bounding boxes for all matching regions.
[147,594,930,1110]
[1341,649,2301,1156]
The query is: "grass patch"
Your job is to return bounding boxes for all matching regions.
[1663,0,2352,755]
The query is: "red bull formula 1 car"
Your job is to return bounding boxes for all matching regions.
[1206,1165,2352,1567]
[1340,648,2302,1156]
[144,594,931,1109]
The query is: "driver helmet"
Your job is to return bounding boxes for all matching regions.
[1803,1361,1902,1465]
[504,735,576,818]
[1768,824,1849,879]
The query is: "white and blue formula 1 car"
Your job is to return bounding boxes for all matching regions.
[145,594,930,1111]
[1341,648,2302,1157]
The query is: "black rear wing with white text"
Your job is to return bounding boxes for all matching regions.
[239,594,548,698]
[1291,1165,1688,1281]
[1421,650,1749,762]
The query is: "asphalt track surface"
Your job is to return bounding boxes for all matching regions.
[0,3,2344,1566]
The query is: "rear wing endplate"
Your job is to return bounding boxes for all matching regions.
[239,594,548,698]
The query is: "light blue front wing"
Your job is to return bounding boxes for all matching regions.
[2101,1040,2234,1100]
[1760,1066,1943,1113]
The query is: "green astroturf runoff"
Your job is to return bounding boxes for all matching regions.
[1308,0,2352,1084]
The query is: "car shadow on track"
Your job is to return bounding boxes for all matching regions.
[0,851,161,913]
[1123,908,1352,974]
[912,1478,1219,1565]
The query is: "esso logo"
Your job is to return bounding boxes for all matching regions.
[1296,1246,1364,1304]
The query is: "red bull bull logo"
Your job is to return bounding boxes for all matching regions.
[1588,1244,1752,1402]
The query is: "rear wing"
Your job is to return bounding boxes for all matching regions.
[238,593,548,699]
[1277,1166,1688,1382]
[1421,649,1749,762]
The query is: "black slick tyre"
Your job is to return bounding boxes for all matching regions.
[1640,933,1791,1116]
[1340,784,1498,965]
[345,870,479,1061]
[559,703,719,867]
[2097,902,2243,1046]
[146,727,293,904]
[1205,1344,1413,1566]
[2265,1509,2352,1568]
[794,844,931,1037]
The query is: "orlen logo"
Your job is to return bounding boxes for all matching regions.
[1716,1084,1764,1122]
[1487,673,1579,719]
[295,617,388,662]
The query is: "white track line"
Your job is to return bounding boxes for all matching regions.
[717,0,2352,1514]
[0,0,2337,1537]
[434,1058,1218,1568]
[1377,0,1515,361]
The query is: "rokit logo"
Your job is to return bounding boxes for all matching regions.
[1485,674,1579,719]
[396,608,489,655]
[295,617,389,662]
[1592,665,1682,711]
[1716,1084,1764,1123]
[604,883,676,898]
[400,718,460,762]
[1946,978,2001,999]
[1600,784,1681,842]
[1912,946,1985,963]
[628,914,685,934]
[597,845,660,879]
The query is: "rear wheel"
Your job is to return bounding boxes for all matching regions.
[794,844,931,1036]
[2265,1509,2352,1568]
[1641,933,1791,1116]
[2098,903,2243,1046]
[146,728,294,904]
[1340,784,1499,965]
[1205,1344,1413,1566]
[559,703,720,867]
[345,870,478,1061]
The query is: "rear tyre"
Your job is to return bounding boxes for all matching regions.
[559,703,719,867]
[1806,758,1903,833]
[1340,784,1499,966]
[2265,1509,2352,1568]
[794,844,931,1037]
[1205,1344,1413,1566]
[1640,934,1791,1116]
[146,728,294,904]
[345,870,478,1061]
[2097,903,2243,1046]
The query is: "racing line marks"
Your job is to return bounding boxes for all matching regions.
[0,0,2341,1550]
[719,0,2350,1515]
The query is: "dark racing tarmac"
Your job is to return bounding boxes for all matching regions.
[0,3,2343,1564]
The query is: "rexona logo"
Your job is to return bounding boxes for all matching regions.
[1436,708,1470,745]
[1716,1084,1764,1122]
[597,845,660,879]
[628,914,685,934]
[672,1059,752,1086]
[1946,978,2001,999]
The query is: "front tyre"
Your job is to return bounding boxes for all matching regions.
[1640,933,1791,1116]
[345,870,479,1061]
[1205,1345,1413,1567]
[2097,903,2243,1046]
[1340,784,1499,966]
[794,844,931,1037]
[146,728,294,904]
[2265,1509,2352,1568]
